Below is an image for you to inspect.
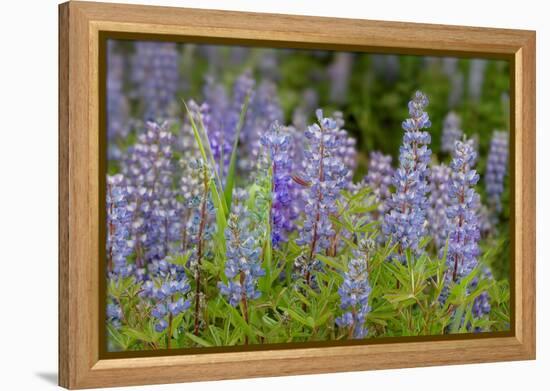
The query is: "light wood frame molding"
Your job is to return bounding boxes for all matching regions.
[58,1,536,388]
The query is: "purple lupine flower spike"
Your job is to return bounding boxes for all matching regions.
[218,211,265,307]
[445,139,480,283]
[121,121,182,269]
[141,259,191,335]
[485,130,509,214]
[106,174,134,278]
[471,267,493,320]
[295,109,349,284]
[336,237,373,339]
[332,111,358,177]
[261,121,295,246]
[383,91,432,262]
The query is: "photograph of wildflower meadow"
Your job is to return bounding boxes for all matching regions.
[105,39,511,352]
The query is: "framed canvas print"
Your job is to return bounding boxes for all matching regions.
[58,1,536,389]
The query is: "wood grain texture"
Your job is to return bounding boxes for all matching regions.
[58,1,536,388]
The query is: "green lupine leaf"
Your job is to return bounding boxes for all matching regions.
[224,93,251,209]
[279,307,313,328]
[317,254,346,272]
[120,326,154,343]
[185,332,213,347]
[165,251,192,267]
[182,99,228,214]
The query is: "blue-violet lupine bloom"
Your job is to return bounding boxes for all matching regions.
[333,111,358,177]
[485,130,509,214]
[106,303,124,329]
[336,237,374,339]
[218,212,265,307]
[295,109,349,283]
[428,164,452,250]
[121,121,182,268]
[471,267,493,319]
[261,121,295,246]
[131,41,179,121]
[141,259,191,333]
[440,112,463,154]
[383,91,432,262]
[445,139,480,283]
[106,174,134,277]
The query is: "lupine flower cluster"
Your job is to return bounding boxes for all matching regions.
[471,267,493,319]
[333,111,358,175]
[485,130,509,214]
[105,42,510,351]
[141,259,191,333]
[106,303,124,329]
[336,238,374,339]
[121,121,182,268]
[106,174,133,277]
[383,91,432,260]
[295,109,349,282]
[445,139,480,282]
[218,212,265,307]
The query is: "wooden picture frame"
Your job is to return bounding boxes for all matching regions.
[59,1,536,388]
